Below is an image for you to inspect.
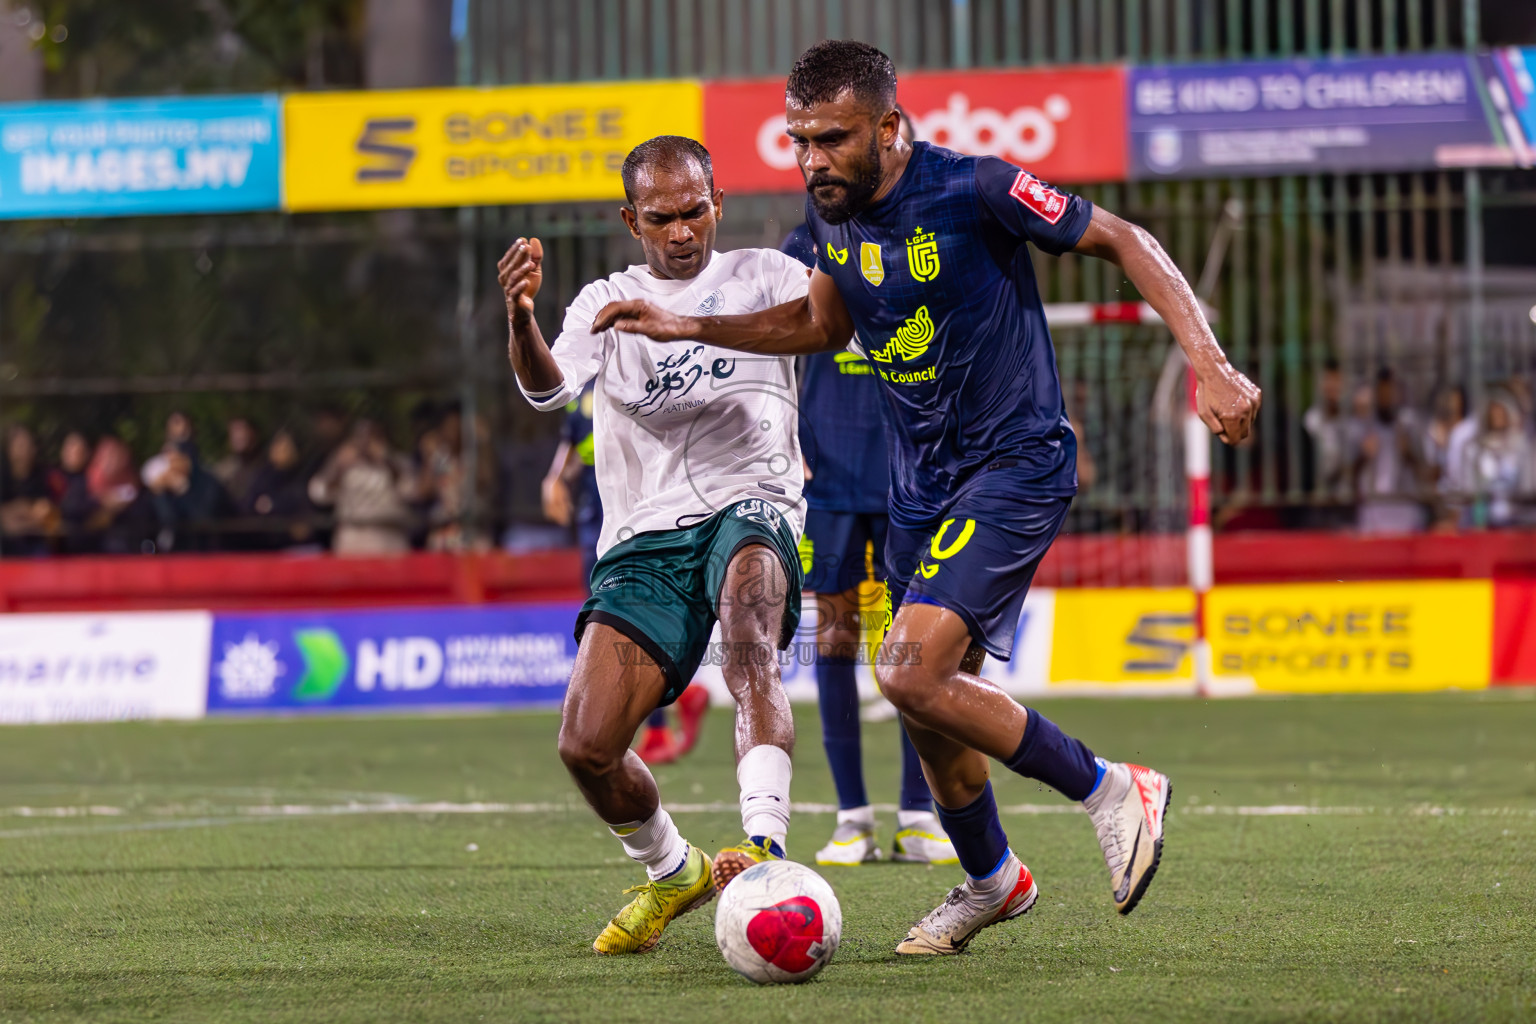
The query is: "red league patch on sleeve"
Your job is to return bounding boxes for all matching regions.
[1008,171,1068,225]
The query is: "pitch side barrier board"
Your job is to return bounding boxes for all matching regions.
[1,48,1529,221]
[205,603,579,714]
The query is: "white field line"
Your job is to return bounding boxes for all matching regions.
[1,799,1534,825]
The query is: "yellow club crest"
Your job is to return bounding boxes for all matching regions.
[907,226,940,282]
[826,241,849,265]
[860,242,885,286]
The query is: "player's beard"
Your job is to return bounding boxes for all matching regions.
[805,132,883,225]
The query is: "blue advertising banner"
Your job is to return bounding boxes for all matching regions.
[0,94,281,218]
[1129,53,1497,179]
[207,604,579,713]
[1480,48,1536,166]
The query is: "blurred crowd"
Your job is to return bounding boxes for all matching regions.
[4,366,1534,559]
[1302,363,1536,533]
[0,403,495,557]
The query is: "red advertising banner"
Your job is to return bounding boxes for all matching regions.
[703,66,1127,195]
[1493,579,1536,685]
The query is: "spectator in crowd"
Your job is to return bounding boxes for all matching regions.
[1461,390,1534,529]
[85,434,152,554]
[211,416,264,509]
[244,428,316,550]
[1351,367,1425,535]
[302,406,349,550]
[1303,359,1350,502]
[51,431,97,553]
[1421,384,1476,529]
[144,441,232,551]
[0,424,56,555]
[420,404,495,551]
[307,419,418,555]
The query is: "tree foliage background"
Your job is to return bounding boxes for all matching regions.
[0,0,486,483]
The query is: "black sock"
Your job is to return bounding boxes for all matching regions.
[1003,708,1099,801]
[932,781,1010,880]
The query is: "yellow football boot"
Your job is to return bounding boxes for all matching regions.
[592,844,715,955]
[712,835,786,892]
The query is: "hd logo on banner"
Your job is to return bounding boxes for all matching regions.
[283,81,702,211]
[0,95,281,218]
[207,605,579,713]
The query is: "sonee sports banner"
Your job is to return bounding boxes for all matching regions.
[282,81,701,211]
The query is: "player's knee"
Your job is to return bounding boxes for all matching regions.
[556,726,623,780]
[721,640,781,695]
[876,659,937,717]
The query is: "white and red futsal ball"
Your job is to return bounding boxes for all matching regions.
[714,860,842,984]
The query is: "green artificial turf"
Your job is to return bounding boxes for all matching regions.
[0,693,1533,1022]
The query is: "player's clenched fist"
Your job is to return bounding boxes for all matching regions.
[498,237,544,320]
[1196,362,1262,446]
[590,299,695,341]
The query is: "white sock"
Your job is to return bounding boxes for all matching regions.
[837,805,874,828]
[968,849,1017,896]
[608,807,690,881]
[738,744,792,850]
[897,809,935,830]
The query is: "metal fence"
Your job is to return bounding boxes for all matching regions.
[1,1,1532,562]
[460,0,1536,561]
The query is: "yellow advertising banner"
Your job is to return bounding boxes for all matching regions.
[283,81,703,212]
[1207,581,1492,692]
[1049,588,1196,687]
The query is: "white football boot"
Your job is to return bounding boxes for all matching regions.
[815,819,883,865]
[1084,759,1171,915]
[891,812,959,864]
[895,854,1038,955]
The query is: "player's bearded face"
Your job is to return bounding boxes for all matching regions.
[805,127,882,225]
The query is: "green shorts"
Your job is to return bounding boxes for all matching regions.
[576,499,804,706]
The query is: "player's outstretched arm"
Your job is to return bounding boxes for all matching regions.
[588,267,854,355]
[1074,207,1262,444]
[499,237,565,395]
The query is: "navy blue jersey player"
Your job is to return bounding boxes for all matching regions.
[783,216,956,869]
[595,41,1260,956]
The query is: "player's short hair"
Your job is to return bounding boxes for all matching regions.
[786,39,897,114]
[621,136,714,208]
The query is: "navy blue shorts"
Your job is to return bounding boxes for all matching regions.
[886,472,1071,661]
[800,509,888,594]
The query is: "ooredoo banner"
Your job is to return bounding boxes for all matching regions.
[0,611,211,723]
[207,604,579,713]
[704,66,1127,194]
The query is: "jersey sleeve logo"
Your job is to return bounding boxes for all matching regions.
[859,242,884,286]
[906,227,940,282]
[1008,171,1068,225]
[869,306,934,363]
[826,241,849,265]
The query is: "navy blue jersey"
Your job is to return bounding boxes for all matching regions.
[806,142,1091,527]
[562,385,601,527]
[780,224,891,514]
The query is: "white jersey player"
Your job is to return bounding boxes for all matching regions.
[501,136,810,957]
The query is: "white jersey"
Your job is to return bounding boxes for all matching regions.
[519,248,810,557]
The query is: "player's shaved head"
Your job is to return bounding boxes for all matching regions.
[786,39,897,115]
[621,136,714,209]
[618,136,723,281]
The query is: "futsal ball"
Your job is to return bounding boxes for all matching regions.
[714,860,842,984]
